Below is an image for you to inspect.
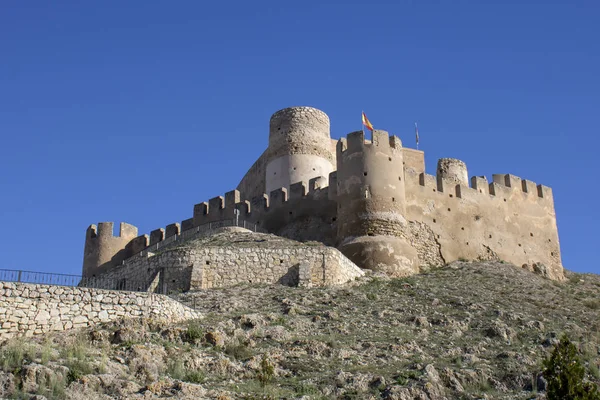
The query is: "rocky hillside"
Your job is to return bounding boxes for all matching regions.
[1,261,599,399]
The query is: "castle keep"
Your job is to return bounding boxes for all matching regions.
[82,106,564,287]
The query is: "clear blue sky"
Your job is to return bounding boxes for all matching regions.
[1,1,598,275]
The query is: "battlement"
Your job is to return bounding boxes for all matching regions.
[337,130,403,159]
[82,105,564,283]
[412,169,554,205]
[82,221,140,277]
[86,222,138,239]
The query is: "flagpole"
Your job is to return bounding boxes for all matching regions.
[415,122,419,150]
[361,110,365,137]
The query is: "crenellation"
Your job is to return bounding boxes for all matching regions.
[269,187,288,206]
[193,202,209,227]
[521,179,537,197]
[97,222,115,237]
[165,223,181,238]
[471,176,489,194]
[309,176,328,191]
[126,235,149,256]
[251,194,269,212]
[389,134,402,150]
[489,181,512,199]
[372,130,390,147]
[419,173,438,192]
[455,184,479,200]
[328,171,337,200]
[289,181,307,199]
[345,131,366,153]
[82,105,565,284]
[437,176,461,195]
[503,174,523,190]
[150,228,165,246]
[119,222,138,238]
[239,200,251,215]
[537,184,554,202]
[492,174,507,186]
[225,190,241,208]
[336,137,348,156]
[208,196,225,218]
[86,224,97,239]
[181,218,193,231]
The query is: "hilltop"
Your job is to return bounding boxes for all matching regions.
[1,261,599,399]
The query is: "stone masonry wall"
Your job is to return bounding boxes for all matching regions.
[0,282,200,342]
[91,230,365,292]
[189,245,364,289]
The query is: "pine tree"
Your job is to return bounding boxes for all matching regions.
[543,334,600,400]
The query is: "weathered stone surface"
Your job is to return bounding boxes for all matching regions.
[88,230,364,292]
[0,282,201,342]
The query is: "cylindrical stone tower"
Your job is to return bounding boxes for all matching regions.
[336,130,419,277]
[436,158,469,187]
[82,222,138,277]
[265,107,335,194]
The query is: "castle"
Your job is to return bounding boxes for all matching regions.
[82,106,565,288]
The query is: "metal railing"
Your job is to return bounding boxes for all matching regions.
[135,218,267,258]
[0,218,270,295]
[0,268,150,292]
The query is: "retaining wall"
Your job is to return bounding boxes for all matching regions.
[0,282,200,341]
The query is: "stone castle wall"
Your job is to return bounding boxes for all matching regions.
[81,106,564,282]
[0,282,200,341]
[189,245,364,288]
[91,229,364,292]
[404,170,563,280]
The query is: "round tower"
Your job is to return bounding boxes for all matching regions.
[436,158,469,186]
[265,106,335,194]
[82,222,138,277]
[336,130,419,277]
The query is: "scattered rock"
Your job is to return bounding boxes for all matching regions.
[0,371,15,398]
[205,331,225,347]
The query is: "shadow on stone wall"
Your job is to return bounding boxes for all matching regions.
[278,264,301,287]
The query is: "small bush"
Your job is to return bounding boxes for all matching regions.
[66,359,94,383]
[186,320,204,342]
[366,293,378,301]
[40,341,54,365]
[590,363,600,380]
[584,300,600,310]
[62,335,89,360]
[37,373,67,400]
[225,343,254,361]
[166,359,205,383]
[0,340,30,371]
[257,355,275,387]
[185,369,206,384]
[166,359,186,380]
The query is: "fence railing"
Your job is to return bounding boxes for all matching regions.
[0,268,150,293]
[0,218,270,295]
[135,218,267,258]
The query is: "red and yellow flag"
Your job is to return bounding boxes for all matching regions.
[362,112,374,132]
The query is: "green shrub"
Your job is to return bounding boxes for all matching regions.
[186,320,204,342]
[62,336,89,360]
[225,343,254,361]
[185,369,205,384]
[590,363,600,380]
[66,359,94,383]
[543,335,600,399]
[36,373,67,400]
[166,359,186,380]
[257,355,275,387]
[0,340,30,371]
